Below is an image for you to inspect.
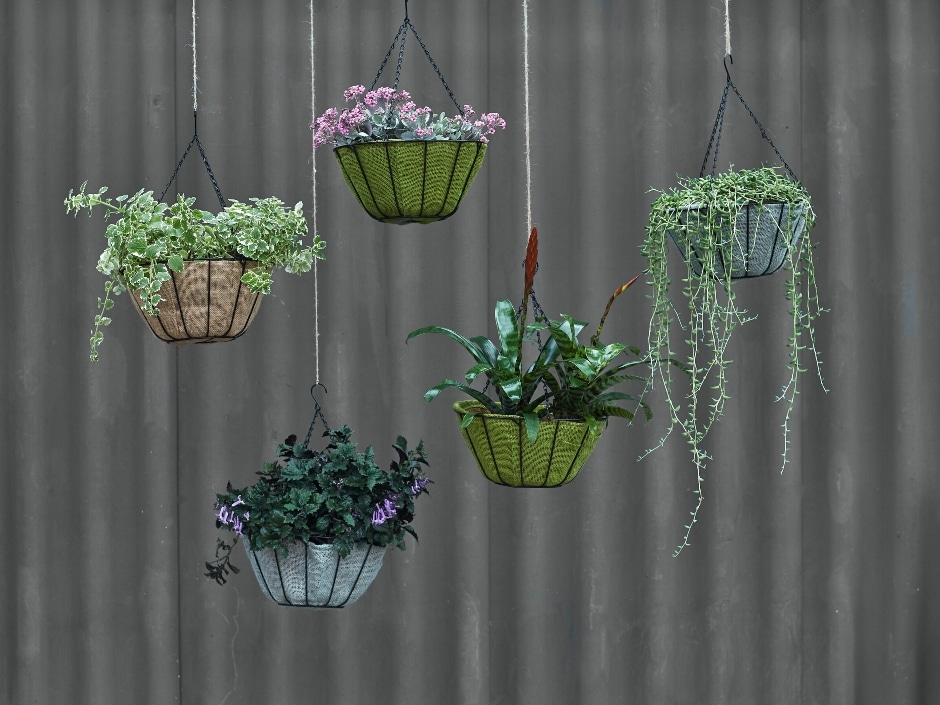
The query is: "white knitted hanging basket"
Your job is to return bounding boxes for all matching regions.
[245,540,387,608]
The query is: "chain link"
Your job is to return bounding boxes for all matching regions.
[700,56,799,182]
[159,112,225,208]
[368,6,463,115]
[303,383,332,448]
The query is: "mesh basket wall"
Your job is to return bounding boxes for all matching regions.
[245,541,387,608]
[333,140,487,224]
[453,401,602,488]
[669,200,808,278]
[128,259,266,344]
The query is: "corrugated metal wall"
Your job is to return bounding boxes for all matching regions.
[2,1,938,703]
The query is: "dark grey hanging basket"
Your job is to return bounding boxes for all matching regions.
[128,259,266,344]
[669,200,808,279]
[245,540,387,608]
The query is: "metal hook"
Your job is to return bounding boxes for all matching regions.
[303,383,331,447]
[723,54,734,84]
[309,382,328,409]
[404,0,409,20]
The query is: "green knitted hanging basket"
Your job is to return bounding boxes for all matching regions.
[333,140,487,225]
[453,401,602,488]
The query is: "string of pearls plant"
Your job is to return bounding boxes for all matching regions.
[640,166,828,555]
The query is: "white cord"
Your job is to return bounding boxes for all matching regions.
[724,0,732,57]
[309,0,320,384]
[191,0,198,111]
[522,0,532,235]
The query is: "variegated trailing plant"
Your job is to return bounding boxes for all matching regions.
[407,226,654,441]
[64,183,324,361]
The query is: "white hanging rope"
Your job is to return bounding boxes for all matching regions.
[724,0,732,57]
[522,0,532,235]
[309,0,320,384]
[191,0,198,112]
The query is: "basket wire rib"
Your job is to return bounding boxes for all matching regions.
[129,259,265,344]
[455,402,600,488]
[246,541,386,609]
[334,141,486,224]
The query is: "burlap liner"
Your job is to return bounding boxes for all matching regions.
[670,200,808,279]
[246,540,387,608]
[333,140,487,224]
[128,259,267,344]
[453,400,602,488]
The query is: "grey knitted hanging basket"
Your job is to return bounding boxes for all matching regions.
[669,200,808,279]
[245,540,387,608]
[128,258,267,344]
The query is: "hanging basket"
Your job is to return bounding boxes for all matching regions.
[128,259,267,344]
[245,540,387,608]
[453,400,602,488]
[669,200,809,279]
[333,140,487,224]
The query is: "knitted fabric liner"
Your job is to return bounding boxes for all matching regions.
[333,141,487,224]
[669,201,808,279]
[453,401,602,488]
[246,541,387,608]
[128,259,266,344]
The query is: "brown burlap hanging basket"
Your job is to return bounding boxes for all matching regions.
[453,400,602,488]
[128,258,267,344]
[333,140,487,224]
[245,540,387,608]
[669,200,809,279]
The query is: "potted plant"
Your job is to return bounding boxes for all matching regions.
[206,425,430,608]
[312,85,505,224]
[642,165,827,554]
[407,227,652,488]
[64,183,325,361]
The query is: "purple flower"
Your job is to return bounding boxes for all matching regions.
[371,497,399,526]
[411,476,430,494]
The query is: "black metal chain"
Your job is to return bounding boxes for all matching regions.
[159,111,226,208]
[368,0,463,115]
[303,383,332,448]
[700,55,799,182]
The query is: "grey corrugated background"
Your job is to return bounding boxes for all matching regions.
[1,0,938,703]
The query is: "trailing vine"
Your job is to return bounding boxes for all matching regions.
[640,166,827,555]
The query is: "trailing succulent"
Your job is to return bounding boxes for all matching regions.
[206,426,430,586]
[642,165,826,555]
[64,183,324,361]
[407,226,652,442]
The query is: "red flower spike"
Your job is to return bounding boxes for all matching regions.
[521,226,538,324]
[591,273,641,347]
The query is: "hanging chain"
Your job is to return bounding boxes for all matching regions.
[303,384,332,448]
[369,0,463,114]
[700,56,799,182]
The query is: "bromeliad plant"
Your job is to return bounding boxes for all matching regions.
[407,226,652,442]
[642,165,827,554]
[312,85,505,148]
[206,425,430,586]
[64,183,324,361]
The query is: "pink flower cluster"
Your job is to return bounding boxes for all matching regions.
[311,85,506,148]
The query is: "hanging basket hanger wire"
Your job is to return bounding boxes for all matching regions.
[159,0,225,208]
[369,0,463,115]
[700,0,799,182]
